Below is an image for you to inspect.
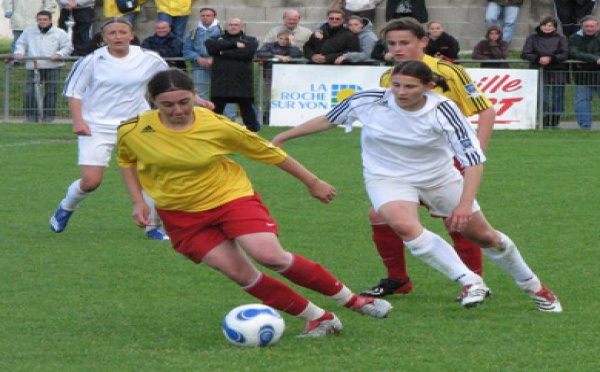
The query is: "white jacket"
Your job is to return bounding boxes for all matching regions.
[2,0,58,31]
[14,25,73,69]
[58,0,94,8]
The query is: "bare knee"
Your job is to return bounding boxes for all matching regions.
[368,207,386,224]
[79,177,102,192]
[465,229,499,247]
[387,220,422,241]
[255,250,292,271]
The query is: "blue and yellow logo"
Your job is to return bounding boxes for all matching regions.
[331,84,363,107]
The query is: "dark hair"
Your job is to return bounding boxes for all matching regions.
[147,68,195,99]
[538,15,558,28]
[36,10,52,19]
[101,17,133,32]
[199,7,217,16]
[392,60,449,92]
[380,17,427,39]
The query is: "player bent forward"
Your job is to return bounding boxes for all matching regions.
[272,60,561,313]
[117,68,394,338]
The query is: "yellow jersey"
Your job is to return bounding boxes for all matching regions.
[380,54,493,117]
[117,108,287,212]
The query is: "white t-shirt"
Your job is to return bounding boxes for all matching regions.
[326,88,486,188]
[63,46,169,133]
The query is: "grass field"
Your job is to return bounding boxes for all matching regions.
[0,124,598,371]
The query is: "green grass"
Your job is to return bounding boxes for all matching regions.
[0,125,598,371]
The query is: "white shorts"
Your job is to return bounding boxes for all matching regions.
[78,131,117,167]
[366,177,481,217]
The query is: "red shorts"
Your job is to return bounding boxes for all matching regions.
[157,192,278,263]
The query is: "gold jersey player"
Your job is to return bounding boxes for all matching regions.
[117,69,393,337]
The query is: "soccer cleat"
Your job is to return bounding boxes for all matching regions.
[460,283,491,308]
[298,313,343,338]
[527,284,562,313]
[345,295,393,318]
[49,205,74,233]
[360,278,413,297]
[146,228,170,241]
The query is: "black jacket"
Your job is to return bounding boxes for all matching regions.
[521,28,569,84]
[385,0,428,22]
[205,31,258,98]
[303,24,360,64]
[425,32,460,62]
[141,33,186,70]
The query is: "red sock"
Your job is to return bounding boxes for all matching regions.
[449,231,483,276]
[279,254,344,296]
[244,273,309,316]
[372,224,409,281]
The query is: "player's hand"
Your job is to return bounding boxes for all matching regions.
[271,135,285,148]
[445,203,473,232]
[132,201,152,227]
[308,179,337,204]
[73,121,91,136]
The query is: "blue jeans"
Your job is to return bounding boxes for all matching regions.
[484,2,520,43]
[24,68,61,122]
[11,30,23,54]
[158,13,188,40]
[192,67,236,120]
[574,85,600,128]
[542,84,565,115]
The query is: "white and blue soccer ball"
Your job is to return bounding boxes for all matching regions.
[222,304,285,347]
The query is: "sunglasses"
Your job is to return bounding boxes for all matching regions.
[328,17,343,21]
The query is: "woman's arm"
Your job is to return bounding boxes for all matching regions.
[68,97,91,136]
[271,115,336,147]
[120,166,152,227]
[446,163,483,232]
[275,156,337,204]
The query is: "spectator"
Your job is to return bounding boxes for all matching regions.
[257,30,305,124]
[334,15,378,64]
[568,15,600,130]
[484,0,523,44]
[154,0,192,40]
[262,9,313,49]
[14,10,73,123]
[425,21,460,62]
[58,0,94,56]
[303,9,360,64]
[141,21,186,70]
[521,15,569,129]
[103,0,148,24]
[472,25,510,68]
[371,38,394,64]
[554,0,596,37]
[337,0,383,23]
[205,17,260,132]
[2,0,58,55]
[183,7,235,119]
[385,0,428,23]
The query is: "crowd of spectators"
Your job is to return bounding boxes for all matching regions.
[2,0,600,129]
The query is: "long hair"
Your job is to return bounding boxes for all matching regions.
[392,60,450,92]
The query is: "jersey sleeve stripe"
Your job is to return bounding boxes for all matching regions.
[62,53,95,96]
[438,101,483,166]
[326,90,386,122]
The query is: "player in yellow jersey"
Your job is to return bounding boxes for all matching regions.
[117,69,394,338]
[359,17,496,298]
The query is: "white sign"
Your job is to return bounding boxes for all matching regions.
[269,64,538,130]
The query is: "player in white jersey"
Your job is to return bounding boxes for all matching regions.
[49,17,214,241]
[273,60,561,313]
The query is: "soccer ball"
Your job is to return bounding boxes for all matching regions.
[222,304,285,347]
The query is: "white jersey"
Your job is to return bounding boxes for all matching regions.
[63,46,168,133]
[326,88,486,188]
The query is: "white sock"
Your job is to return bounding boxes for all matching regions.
[405,229,481,286]
[296,302,326,322]
[482,231,539,289]
[142,190,161,230]
[330,285,353,306]
[60,179,91,211]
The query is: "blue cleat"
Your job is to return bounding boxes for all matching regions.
[146,227,170,241]
[50,205,74,233]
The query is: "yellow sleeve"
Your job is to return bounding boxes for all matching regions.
[116,119,138,168]
[436,62,493,117]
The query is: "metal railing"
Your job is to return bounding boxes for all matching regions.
[1,56,597,129]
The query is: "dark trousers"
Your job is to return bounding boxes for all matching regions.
[212,97,260,132]
[59,7,94,56]
[24,68,61,122]
[554,0,595,37]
